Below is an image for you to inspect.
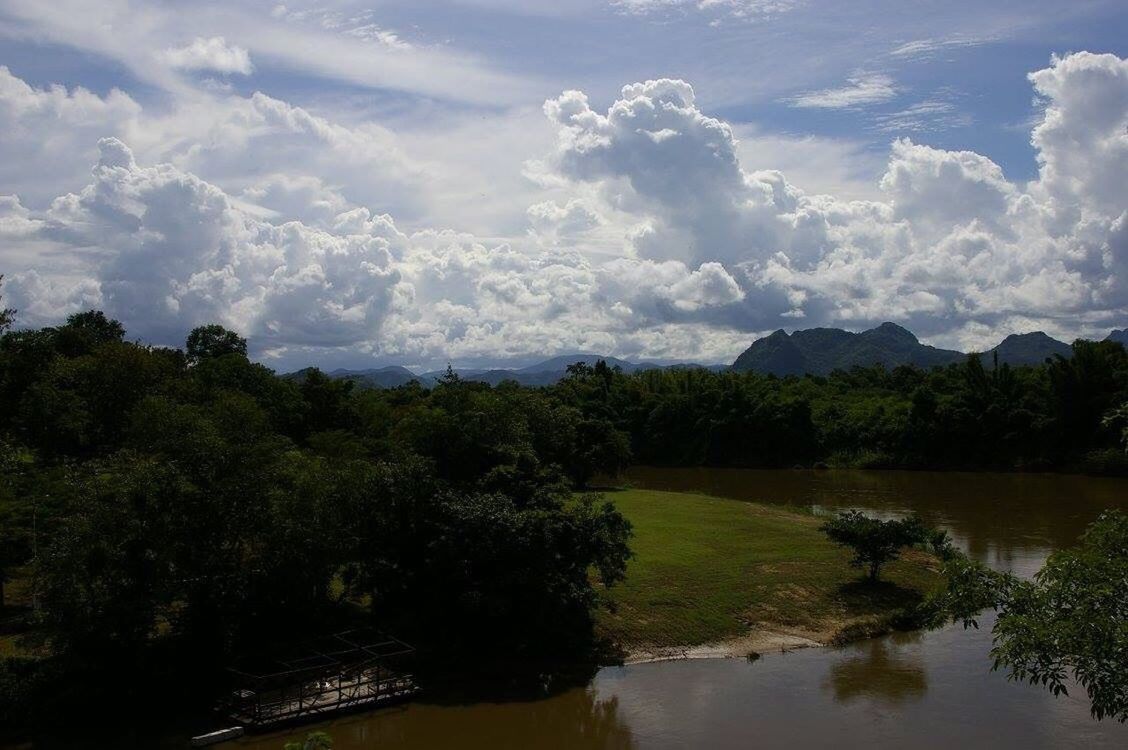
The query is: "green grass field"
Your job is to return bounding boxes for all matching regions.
[596,489,941,652]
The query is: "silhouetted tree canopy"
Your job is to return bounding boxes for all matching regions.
[185,324,248,364]
[0,312,633,728]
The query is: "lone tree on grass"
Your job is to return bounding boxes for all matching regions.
[821,511,929,582]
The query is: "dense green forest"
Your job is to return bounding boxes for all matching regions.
[0,310,633,729]
[551,342,1128,472]
[1,301,1126,731]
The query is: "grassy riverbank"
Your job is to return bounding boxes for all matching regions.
[596,489,942,660]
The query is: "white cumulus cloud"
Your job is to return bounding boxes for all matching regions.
[164,37,254,75]
[1,52,1126,366]
[540,53,1128,349]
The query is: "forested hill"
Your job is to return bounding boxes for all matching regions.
[989,332,1073,366]
[283,365,423,389]
[731,323,1092,376]
[732,323,964,375]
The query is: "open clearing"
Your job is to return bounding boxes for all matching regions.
[596,489,942,661]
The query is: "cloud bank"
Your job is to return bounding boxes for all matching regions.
[1,52,1126,367]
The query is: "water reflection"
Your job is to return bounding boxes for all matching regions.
[228,469,1128,750]
[826,632,927,706]
[233,686,635,750]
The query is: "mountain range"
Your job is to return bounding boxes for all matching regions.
[284,324,1126,387]
[285,355,726,389]
[732,323,961,376]
[731,323,1089,376]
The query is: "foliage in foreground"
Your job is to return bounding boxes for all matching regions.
[1103,401,1128,453]
[934,510,1128,723]
[284,731,333,750]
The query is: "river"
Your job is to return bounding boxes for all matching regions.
[228,468,1128,749]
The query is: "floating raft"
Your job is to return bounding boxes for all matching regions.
[221,628,418,731]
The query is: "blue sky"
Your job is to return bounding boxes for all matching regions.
[0,0,1126,369]
[5,1,1122,177]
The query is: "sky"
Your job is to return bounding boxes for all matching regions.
[0,0,1125,371]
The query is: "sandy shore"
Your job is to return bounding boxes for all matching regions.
[624,628,827,665]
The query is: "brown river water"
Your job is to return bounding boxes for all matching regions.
[226,468,1128,750]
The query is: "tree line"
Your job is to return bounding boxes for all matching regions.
[547,344,1128,472]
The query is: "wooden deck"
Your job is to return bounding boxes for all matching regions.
[228,670,418,728]
[222,629,419,730]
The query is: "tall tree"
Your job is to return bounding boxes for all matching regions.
[54,311,125,356]
[185,324,248,365]
[0,275,13,334]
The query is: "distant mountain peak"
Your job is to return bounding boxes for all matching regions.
[988,331,1071,366]
[329,365,415,377]
[735,321,958,375]
[999,331,1053,341]
[731,322,1075,376]
[732,328,807,376]
[284,365,428,389]
[516,353,637,374]
[867,321,919,343]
